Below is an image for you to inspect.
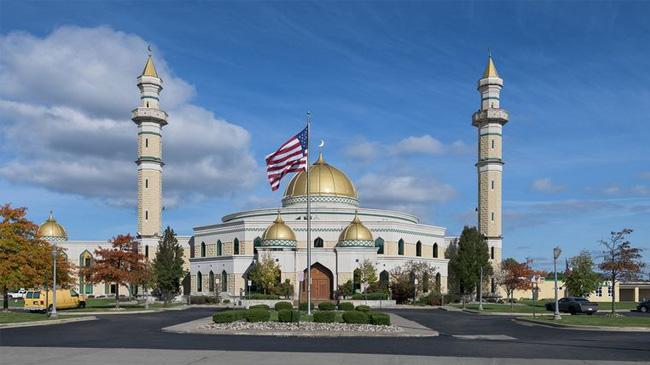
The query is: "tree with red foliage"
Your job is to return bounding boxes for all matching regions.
[83,234,147,309]
[599,229,645,314]
[497,257,535,309]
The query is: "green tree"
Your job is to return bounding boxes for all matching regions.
[356,259,378,293]
[564,250,601,297]
[389,261,437,303]
[445,238,461,298]
[153,227,185,306]
[599,229,645,314]
[249,253,280,294]
[449,226,492,302]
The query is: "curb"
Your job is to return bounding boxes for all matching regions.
[0,316,97,329]
[515,318,650,332]
[60,305,190,316]
[462,309,551,317]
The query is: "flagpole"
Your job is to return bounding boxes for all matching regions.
[306,111,312,315]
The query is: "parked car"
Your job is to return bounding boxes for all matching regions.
[545,297,598,315]
[637,300,650,313]
[8,288,27,299]
[23,289,87,313]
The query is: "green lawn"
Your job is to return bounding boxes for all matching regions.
[0,311,50,324]
[525,315,650,328]
[452,300,640,313]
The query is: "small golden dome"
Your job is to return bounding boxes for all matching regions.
[337,212,373,247]
[482,54,499,78]
[284,152,357,199]
[38,211,68,241]
[141,55,159,78]
[261,212,296,247]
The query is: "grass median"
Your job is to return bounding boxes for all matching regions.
[521,314,650,328]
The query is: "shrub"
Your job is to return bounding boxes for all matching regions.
[274,301,293,311]
[338,280,354,297]
[245,309,270,322]
[205,296,219,304]
[190,296,208,304]
[213,310,247,323]
[249,304,270,310]
[299,302,315,311]
[355,305,371,312]
[368,312,391,326]
[222,299,231,304]
[313,311,337,323]
[318,302,336,311]
[249,293,280,300]
[351,292,388,300]
[342,310,369,324]
[277,309,301,323]
[337,302,354,311]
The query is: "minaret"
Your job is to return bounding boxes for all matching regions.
[473,53,508,279]
[132,51,167,244]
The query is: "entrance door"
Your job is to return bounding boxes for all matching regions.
[301,264,332,301]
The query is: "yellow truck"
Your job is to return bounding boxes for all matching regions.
[23,289,87,312]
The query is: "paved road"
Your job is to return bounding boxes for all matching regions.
[0,308,648,362]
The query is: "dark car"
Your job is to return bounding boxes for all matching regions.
[545,297,598,315]
[637,300,650,313]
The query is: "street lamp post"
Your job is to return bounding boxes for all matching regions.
[50,243,58,319]
[413,278,418,304]
[553,246,562,320]
[478,266,484,311]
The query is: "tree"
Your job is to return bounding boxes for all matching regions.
[389,261,437,303]
[448,226,492,302]
[497,258,534,308]
[445,238,461,298]
[599,229,645,314]
[248,253,280,294]
[152,227,184,306]
[337,280,354,298]
[83,234,147,309]
[0,204,74,311]
[356,259,378,293]
[565,250,601,297]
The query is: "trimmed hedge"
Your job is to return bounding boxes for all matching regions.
[318,302,336,311]
[337,302,354,311]
[299,302,315,311]
[278,309,301,323]
[342,310,369,324]
[249,293,280,300]
[355,305,371,312]
[245,309,270,322]
[351,292,388,300]
[249,304,270,310]
[313,311,337,323]
[274,301,293,311]
[368,312,391,326]
[213,310,247,323]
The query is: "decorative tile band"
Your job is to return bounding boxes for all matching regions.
[261,239,297,248]
[282,195,359,207]
[337,239,374,247]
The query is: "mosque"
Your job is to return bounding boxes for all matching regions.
[37,52,509,301]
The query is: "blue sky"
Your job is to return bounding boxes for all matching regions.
[1,1,649,271]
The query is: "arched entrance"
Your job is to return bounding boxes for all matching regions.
[300,263,333,301]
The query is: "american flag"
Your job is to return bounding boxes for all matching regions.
[265,126,308,191]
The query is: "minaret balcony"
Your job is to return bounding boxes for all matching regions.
[132,107,168,125]
[472,108,509,126]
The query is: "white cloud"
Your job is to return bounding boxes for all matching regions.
[343,134,471,163]
[531,177,565,193]
[393,135,444,155]
[0,26,257,207]
[343,140,380,163]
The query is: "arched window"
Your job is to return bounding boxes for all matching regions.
[200,242,206,257]
[433,243,439,258]
[490,246,495,260]
[145,245,149,258]
[233,238,240,255]
[416,241,422,257]
[375,237,384,254]
[398,239,405,256]
[353,268,361,292]
[314,237,324,248]
[221,270,228,292]
[79,251,93,295]
[217,240,222,256]
[197,272,203,292]
[380,270,389,289]
[435,273,441,292]
[254,237,262,254]
[209,271,215,292]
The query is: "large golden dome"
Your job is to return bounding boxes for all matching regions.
[284,153,357,199]
[261,212,296,248]
[337,212,374,247]
[38,211,68,241]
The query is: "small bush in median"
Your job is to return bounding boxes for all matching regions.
[351,292,388,300]
[249,304,270,310]
[274,301,293,311]
[249,293,280,300]
[213,310,247,323]
[342,310,369,324]
[355,305,371,312]
[337,302,354,311]
[318,302,336,311]
[245,309,270,322]
[368,312,391,326]
[313,311,337,323]
[299,302,315,311]
[278,309,300,323]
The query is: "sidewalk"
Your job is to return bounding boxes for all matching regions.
[0,316,96,329]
